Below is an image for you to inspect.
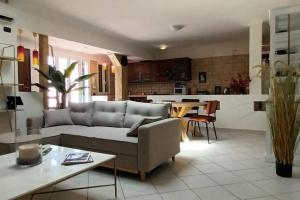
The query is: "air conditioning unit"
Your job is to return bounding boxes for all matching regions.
[0,0,9,4]
[0,14,13,23]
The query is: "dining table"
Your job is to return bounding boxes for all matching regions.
[169,102,207,141]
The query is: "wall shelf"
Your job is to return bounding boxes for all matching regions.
[0,56,18,61]
[0,83,24,87]
[0,109,24,113]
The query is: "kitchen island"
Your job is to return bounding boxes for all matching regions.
[148,94,268,132]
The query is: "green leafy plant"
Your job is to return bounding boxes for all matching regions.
[33,62,96,109]
[256,61,300,166]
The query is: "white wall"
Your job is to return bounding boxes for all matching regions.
[148,95,268,131]
[154,37,249,59]
[249,22,263,95]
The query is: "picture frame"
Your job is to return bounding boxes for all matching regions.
[198,72,207,83]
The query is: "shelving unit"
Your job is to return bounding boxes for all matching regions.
[270,8,300,74]
[0,42,19,132]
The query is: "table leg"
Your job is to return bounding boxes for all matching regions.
[114,159,117,198]
[179,119,189,141]
[30,159,118,199]
[179,118,203,141]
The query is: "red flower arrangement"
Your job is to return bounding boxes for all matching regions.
[230,73,251,94]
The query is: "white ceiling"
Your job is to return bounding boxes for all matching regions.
[12,0,300,50]
[48,36,115,55]
[20,29,113,55]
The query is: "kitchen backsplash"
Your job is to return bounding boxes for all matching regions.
[129,82,175,95]
[128,54,249,95]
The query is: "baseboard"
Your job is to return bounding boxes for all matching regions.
[199,127,265,135]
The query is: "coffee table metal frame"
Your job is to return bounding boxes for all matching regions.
[30,158,117,199]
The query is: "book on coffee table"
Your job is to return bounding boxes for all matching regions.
[62,152,93,165]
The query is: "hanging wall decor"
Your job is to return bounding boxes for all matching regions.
[32,32,39,65]
[17,29,24,62]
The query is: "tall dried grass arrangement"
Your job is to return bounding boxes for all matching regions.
[257,61,300,165]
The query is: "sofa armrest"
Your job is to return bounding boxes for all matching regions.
[138,118,180,172]
[26,116,44,133]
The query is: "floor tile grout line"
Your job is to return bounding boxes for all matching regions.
[170,152,282,200]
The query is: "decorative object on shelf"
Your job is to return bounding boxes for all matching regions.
[16,129,42,167]
[6,96,23,110]
[17,29,24,62]
[214,86,221,94]
[256,61,300,177]
[230,73,251,94]
[223,87,230,94]
[33,61,96,109]
[198,72,207,83]
[32,32,39,66]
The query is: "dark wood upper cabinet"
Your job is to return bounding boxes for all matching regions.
[18,48,31,92]
[128,58,191,83]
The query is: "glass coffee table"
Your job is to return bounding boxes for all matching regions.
[0,145,117,200]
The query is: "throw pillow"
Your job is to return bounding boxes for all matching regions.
[69,102,94,126]
[43,109,73,127]
[126,118,145,137]
[127,116,163,137]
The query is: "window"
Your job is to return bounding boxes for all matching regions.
[47,56,57,109]
[47,57,90,108]
[82,61,90,102]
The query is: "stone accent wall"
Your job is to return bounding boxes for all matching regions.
[191,54,249,94]
[128,54,249,95]
[128,82,175,95]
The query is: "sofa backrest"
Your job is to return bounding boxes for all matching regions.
[92,101,126,127]
[124,100,169,128]
[69,102,94,126]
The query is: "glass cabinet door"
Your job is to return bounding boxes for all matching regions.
[274,12,300,75]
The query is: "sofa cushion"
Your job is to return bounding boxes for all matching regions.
[92,101,126,127]
[40,125,138,155]
[43,109,73,127]
[40,125,88,138]
[69,102,94,126]
[62,127,138,155]
[124,101,169,128]
[127,116,162,137]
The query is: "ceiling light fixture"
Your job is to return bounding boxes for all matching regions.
[159,44,168,50]
[102,62,107,71]
[172,24,185,31]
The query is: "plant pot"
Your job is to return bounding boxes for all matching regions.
[276,162,292,177]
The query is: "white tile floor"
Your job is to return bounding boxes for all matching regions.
[23,130,300,200]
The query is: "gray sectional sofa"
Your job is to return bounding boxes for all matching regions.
[27,100,180,180]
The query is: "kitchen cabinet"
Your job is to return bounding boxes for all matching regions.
[128,58,191,83]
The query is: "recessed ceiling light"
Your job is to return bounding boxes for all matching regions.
[159,44,168,50]
[172,24,185,31]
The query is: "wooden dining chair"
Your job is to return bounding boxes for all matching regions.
[186,100,219,143]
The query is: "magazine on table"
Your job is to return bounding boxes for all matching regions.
[62,152,93,165]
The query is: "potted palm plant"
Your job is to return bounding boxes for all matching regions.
[33,62,96,109]
[258,61,300,177]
